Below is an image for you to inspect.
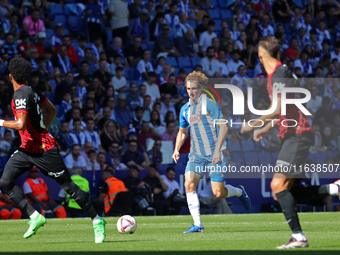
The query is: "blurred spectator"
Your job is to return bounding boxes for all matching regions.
[226,50,245,77]
[127,83,141,111]
[50,23,64,52]
[122,140,148,170]
[126,36,143,66]
[161,94,176,122]
[143,164,169,215]
[2,13,19,41]
[319,78,334,98]
[200,178,232,214]
[216,49,229,77]
[200,46,220,78]
[294,50,313,76]
[105,141,121,166]
[220,26,234,51]
[128,9,150,43]
[84,118,102,151]
[160,76,178,98]
[23,168,67,218]
[1,33,18,63]
[64,144,87,171]
[331,90,340,111]
[55,36,79,66]
[115,93,133,127]
[56,121,74,155]
[165,4,179,35]
[195,14,209,39]
[260,14,274,37]
[81,141,94,162]
[285,38,301,60]
[0,129,11,158]
[307,85,322,115]
[138,84,147,105]
[312,122,323,152]
[0,189,22,220]
[272,0,291,23]
[22,9,45,38]
[199,20,216,57]
[93,59,112,88]
[78,48,96,76]
[99,95,116,122]
[137,49,154,80]
[100,119,120,152]
[161,121,177,145]
[128,106,145,134]
[240,2,253,27]
[97,152,108,170]
[113,155,128,171]
[144,72,161,104]
[137,121,154,149]
[314,97,333,126]
[321,125,337,151]
[150,13,167,41]
[142,95,152,122]
[86,0,102,42]
[86,149,101,171]
[112,67,128,92]
[154,24,181,58]
[147,138,163,168]
[107,37,126,65]
[175,28,196,57]
[290,6,304,32]
[128,0,141,19]
[297,28,310,50]
[17,31,33,59]
[52,45,71,75]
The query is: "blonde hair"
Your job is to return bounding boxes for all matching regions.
[185,71,208,89]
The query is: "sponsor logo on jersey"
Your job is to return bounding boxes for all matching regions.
[189,114,202,124]
[15,98,26,109]
[272,82,285,92]
[48,170,65,178]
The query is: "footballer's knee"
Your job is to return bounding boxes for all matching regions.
[0,179,13,193]
[270,178,287,194]
[185,180,196,193]
[214,190,223,198]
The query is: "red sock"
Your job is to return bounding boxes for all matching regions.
[55,207,67,218]
[10,209,22,219]
[0,209,11,220]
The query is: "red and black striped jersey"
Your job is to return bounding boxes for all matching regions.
[11,84,57,154]
[267,62,312,139]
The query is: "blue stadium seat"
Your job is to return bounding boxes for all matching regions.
[241,140,256,152]
[208,9,221,19]
[184,67,193,74]
[228,141,242,152]
[214,19,222,33]
[210,0,218,7]
[68,15,80,31]
[191,57,201,67]
[166,56,178,67]
[221,10,233,20]
[258,151,273,164]
[49,3,64,19]
[307,152,315,162]
[247,69,255,78]
[45,92,55,104]
[54,14,67,27]
[230,152,244,165]
[314,152,328,163]
[187,20,197,29]
[178,57,192,68]
[46,29,54,40]
[244,152,259,165]
[295,0,304,8]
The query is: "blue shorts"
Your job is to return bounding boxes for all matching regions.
[185,151,227,182]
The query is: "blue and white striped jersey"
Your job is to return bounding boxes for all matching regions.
[179,94,226,156]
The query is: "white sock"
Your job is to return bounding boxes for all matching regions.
[92,215,101,224]
[225,185,242,198]
[329,184,339,196]
[292,232,306,241]
[29,211,39,219]
[186,191,202,227]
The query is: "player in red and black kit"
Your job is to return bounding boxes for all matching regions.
[0,57,106,243]
[241,36,340,249]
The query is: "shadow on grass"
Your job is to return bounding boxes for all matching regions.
[1,251,339,255]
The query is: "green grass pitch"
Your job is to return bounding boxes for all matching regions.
[0,213,339,255]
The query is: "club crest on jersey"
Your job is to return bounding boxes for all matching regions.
[15,98,26,109]
[190,114,202,124]
[272,82,285,92]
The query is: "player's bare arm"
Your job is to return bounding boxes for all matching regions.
[1,112,27,130]
[172,127,187,163]
[212,119,228,164]
[41,99,58,129]
[241,97,281,134]
[253,120,278,142]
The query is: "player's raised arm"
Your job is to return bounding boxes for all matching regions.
[172,126,187,163]
[40,99,58,129]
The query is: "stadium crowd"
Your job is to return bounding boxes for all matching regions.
[1,0,340,217]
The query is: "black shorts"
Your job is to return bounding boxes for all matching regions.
[275,133,314,178]
[2,146,71,186]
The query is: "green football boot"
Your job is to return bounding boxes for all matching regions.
[93,217,106,243]
[23,214,46,239]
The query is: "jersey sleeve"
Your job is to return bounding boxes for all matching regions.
[179,105,189,128]
[32,89,47,106]
[13,89,30,114]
